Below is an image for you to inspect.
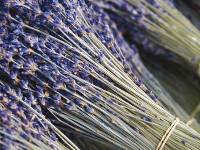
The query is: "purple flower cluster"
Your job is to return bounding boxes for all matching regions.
[2,0,197,149]
[0,83,59,150]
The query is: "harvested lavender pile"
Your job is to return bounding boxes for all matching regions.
[0,0,200,150]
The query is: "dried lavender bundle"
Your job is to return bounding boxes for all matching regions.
[1,0,157,149]
[96,0,200,78]
[95,0,200,125]
[88,3,186,119]
[92,0,200,122]
[1,0,200,150]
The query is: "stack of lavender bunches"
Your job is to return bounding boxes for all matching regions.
[1,0,200,150]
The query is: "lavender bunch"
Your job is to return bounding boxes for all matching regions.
[88,3,188,119]
[95,0,200,78]
[1,0,157,149]
[96,0,200,124]
[1,0,200,150]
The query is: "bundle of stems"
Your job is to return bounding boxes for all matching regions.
[1,0,200,150]
[94,2,192,119]
[89,3,185,119]
[96,0,200,78]
[91,0,200,122]
[95,0,200,127]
